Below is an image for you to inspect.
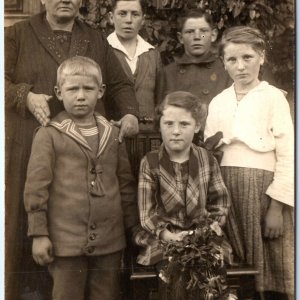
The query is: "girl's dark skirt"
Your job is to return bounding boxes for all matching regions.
[221,167,294,296]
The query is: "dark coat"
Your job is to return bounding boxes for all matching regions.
[4,12,138,299]
[24,112,138,257]
[158,52,232,105]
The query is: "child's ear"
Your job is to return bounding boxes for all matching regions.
[211,28,218,43]
[177,32,184,45]
[108,12,114,26]
[98,84,106,99]
[194,124,201,134]
[260,50,265,66]
[54,86,63,101]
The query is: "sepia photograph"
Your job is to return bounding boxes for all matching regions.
[4,0,295,299]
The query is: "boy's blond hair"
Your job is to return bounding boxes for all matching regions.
[57,56,103,88]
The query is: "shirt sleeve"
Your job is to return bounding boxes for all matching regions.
[23,128,55,236]
[138,157,169,238]
[102,36,139,120]
[206,154,230,216]
[204,97,219,140]
[5,25,32,118]
[265,93,294,207]
[117,140,139,231]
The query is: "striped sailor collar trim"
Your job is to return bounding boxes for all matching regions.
[49,112,113,157]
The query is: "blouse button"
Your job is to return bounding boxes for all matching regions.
[179,68,186,74]
[202,89,209,95]
[90,223,96,230]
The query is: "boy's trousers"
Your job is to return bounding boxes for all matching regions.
[48,251,122,300]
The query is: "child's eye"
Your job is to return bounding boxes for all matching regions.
[181,122,190,127]
[227,57,236,63]
[133,12,141,17]
[185,30,194,35]
[243,55,252,60]
[118,11,126,16]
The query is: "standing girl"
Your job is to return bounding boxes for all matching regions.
[205,26,294,299]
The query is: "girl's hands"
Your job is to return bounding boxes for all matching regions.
[160,229,192,242]
[264,199,284,239]
[32,236,54,266]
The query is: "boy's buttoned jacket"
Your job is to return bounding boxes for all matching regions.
[24,112,138,257]
[159,52,232,105]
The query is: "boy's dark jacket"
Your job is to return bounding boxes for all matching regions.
[24,111,138,257]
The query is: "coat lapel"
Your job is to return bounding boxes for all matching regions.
[134,53,150,91]
[30,13,89,65]
[94,115,113,157]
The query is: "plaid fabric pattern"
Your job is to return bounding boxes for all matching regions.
[134,144,230,265]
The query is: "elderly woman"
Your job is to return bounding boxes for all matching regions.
[5,1,139,299]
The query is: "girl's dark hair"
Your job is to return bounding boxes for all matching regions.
[219,26,266,57]
[155,91,207,130]
[177,9,215,33]
[111,0,147,13]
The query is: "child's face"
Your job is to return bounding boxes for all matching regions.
[177,17,217,58]
[160,105,200,157]
[55,74,104,124]
[110,1,144,42]
[223,42,264,90]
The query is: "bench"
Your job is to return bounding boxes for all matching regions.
[129,262,258,300]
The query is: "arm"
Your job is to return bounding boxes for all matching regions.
[5,25,52,125]
[138,157,171,238]
[24,127,55,236]
[204,99,219,141]
[24,127,55,265]
[206,154,230,226]
[154,50,164,105]
[263,92,294,238]
[117,140,139,231]
[103,36,139,132]
[265,92,294,207]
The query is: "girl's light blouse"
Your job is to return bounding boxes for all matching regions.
[205,81,294,207]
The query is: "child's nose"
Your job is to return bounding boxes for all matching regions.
[172,124,181,134]
[125,13,133,23]
[193,29,202,39]
[77,89,85,100]
[237,59,245,70]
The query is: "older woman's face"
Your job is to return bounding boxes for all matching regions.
[41,0,81,23]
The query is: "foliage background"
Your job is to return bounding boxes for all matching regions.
[79,0,295,96]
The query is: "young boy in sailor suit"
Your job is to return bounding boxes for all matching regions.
[24,56,138,300]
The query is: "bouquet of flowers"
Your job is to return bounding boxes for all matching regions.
[159,215,236,300]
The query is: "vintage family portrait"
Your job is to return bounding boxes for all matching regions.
[4,0,295,300]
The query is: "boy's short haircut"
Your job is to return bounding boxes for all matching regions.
[111,0,147,13]
[155,91,207,129]
[219,26,266,57]
[57,56,103,88]
[177,9,215,33]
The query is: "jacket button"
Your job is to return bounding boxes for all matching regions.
[179,68,186,74]
[90,167,96,174]
[87,246,95,254]
[90,223,96,230]
[89,233,96,241]
[91,181,95,186]
[202,89,209,95]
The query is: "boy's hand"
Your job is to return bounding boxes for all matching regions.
[26,92,52,126]
[110,114,139,142]
[32,236,54,266]
[264,199,284,239]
